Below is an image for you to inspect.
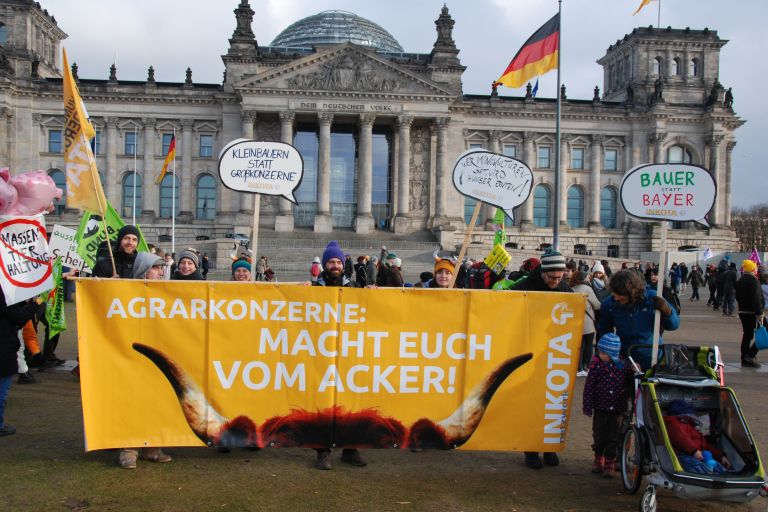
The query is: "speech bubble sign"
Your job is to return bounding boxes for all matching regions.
[218,140,304,204]
[620,163,716,228]
[452,149,533,220]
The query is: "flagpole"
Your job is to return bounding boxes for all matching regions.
[132,126,137,225]
[84,131,117,277]
[553,0,563,251]
[171,127,176,257]
[657,0,661,29]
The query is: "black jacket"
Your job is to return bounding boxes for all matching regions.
[91,241,136,278]
[0,295,39,378]
[510,267,572,293]
[171,269,205,281]
[736,273,764,316]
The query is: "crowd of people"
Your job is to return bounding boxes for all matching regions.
[2,225,764,478]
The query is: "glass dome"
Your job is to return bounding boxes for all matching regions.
[269,10,404,53]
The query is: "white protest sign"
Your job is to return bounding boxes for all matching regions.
[452,149,533,220]
[49,224,90,272]
[218,139,304,203]
[620,163,716,227]
[0,215,53,305]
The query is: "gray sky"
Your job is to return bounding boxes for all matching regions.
[43,0,768,209]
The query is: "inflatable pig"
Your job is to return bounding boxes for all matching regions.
[0,167,64,216]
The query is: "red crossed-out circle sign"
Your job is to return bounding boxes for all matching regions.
[0,217,52,288]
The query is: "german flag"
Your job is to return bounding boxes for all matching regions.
[155,135,176,184]
[495,13,559,89]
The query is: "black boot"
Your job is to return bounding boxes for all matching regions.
[18,371,37,384]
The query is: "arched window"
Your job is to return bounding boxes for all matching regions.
[533,185,551,227]
[667,145,692,164]
[121,171,142,219]
[0,23,7,44]
[653,57,662,75]
[159,174,179,218]
[600,187,617,229]
[567,186,584,228]
[671,58,680,76]
[48,169,66,214]
[689,58,698,77]
[196,174,217,220]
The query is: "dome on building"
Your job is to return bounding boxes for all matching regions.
[269,10,404,53]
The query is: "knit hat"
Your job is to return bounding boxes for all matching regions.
[313,256,321,264]
[117,225,141,243]
[668,399,695,416]
[133,252,164,279]
[743,259,758,274]
[434,259,455,274]
[232,258,251,274]
[521,257,541,272]
[540,249,566,272]
[322,240,345,267]
[178,249,199,269]
[597,333,621,363]
[574,270,590,284]
[591,261,605,275]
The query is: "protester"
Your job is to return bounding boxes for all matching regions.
[429,259,455,288]
[231,258,251,282]
[598,269,680,370]
[601,260,613,278]
[310,256,321,284]
[344,254,354,280]
[92,225,141,278]
[564,260,577,283]
[570,271,601,376]
[679,262,689,293]
[171,250,204,280]
[414,271,433,288]
[590,262,610,302]
[163,253,174,280]
[511,249,570,470]
[713,260,728,310]
[201,253,210,280]
[688,264,704,302]
[705,264,717,307]
[492,258,540,290]
[311,241,365,469]
[354,256,369,287]
[668,262,682,296]
[255,256,267,281]
[376,252,403,287]
[735,259,763,368]
[583,333,632,477]
[647,270,680,314]
[364,255,377,286]
[722,262,738,317]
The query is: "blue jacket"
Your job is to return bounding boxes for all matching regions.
[598,286,680,369]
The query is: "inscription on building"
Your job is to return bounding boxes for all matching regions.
[290,101,402,113]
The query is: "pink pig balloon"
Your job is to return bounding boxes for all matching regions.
[0,167,64,216]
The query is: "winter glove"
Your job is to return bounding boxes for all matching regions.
[651,296,672,317]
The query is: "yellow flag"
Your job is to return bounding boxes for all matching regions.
[633,0,656,15]
[62,48,107,213]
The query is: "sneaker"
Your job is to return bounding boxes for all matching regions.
[340,448,367,467]
[17,371,36,384]
[524,452,543,469]
[315,450,332,470]
[0,424,16,436]
[140,448,172,463]
[119,449,138,469]
[576,370,588,377]
[543,452,560,466]
[602,458,616,477]
[741,357,761,368]
[591,455,604,474]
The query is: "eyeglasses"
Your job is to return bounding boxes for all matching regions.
[542,272,564,282]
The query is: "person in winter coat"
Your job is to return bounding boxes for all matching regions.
[687,264,704,302]
[376,252,403,287]
[721,262,738,316]
[171,250,204,280]
[91,225,142,278]
[511,249,570,470]
[583,333,634,477]
[713,260,728,309]
[353,256,369,287]
[668,263,682,295]
[679,262,689,293]
[311,241,365,470]
[231,258,252,282]
[364,255,377,286]
[571,271,601,375]
[590,261,610,302]
[705,264,718,307]
[492,258,540,290]
[310,256,321,283]
[598,269,680,370]
[663,399,730,474]
[428,259,455,288]
[255,256,267,281]
[735,259,764,367]
[344,254,354,280]
[0,295,39,436]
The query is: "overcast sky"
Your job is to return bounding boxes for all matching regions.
[42,0,768,209]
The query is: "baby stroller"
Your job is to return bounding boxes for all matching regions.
[620,344,766,512]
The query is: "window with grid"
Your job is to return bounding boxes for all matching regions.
[571,148,584,169]
[159,174,179,218]
[600,187,617,229]
[125,132,137,156]
[49,169,66,214]
[567,186,584,228]
[48,130,62,153]
[199,134,214,157]
[196,174,217,220]
[161,133,174,156]
[502,144,517,158]
[122,171,142,219]
[537,146,550,168]
[604,149,618,171]
[533,185,550,227]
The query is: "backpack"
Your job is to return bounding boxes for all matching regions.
[468,262,504,289]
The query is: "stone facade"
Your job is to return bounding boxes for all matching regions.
[0,1,742,257]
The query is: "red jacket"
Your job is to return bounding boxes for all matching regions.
[663,415,722,459]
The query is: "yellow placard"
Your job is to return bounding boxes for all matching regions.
[76,280,584,452]
[484,243,512,275]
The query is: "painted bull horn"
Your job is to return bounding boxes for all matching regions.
[132,343,259,449]
[407,352,533,449]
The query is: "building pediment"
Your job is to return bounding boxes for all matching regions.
[234,43,455,98]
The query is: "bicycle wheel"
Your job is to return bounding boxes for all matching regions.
[621,426,643,494]
[639,485,657,512]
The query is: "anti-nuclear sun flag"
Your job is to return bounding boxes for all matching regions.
[62,48,107,213]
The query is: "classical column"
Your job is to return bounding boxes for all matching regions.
[725,141,736,226]
[520,131,536,228]
[650,131,667,163]
[355,113,375,234]
[589,135,604,229]
[105,117,119,208]
[239,111,256,213]
[0,108,9,163]
[180,119,194,218]
[142,118,157,215]
[434,117,449,221]
[706,134,724,227]
[314,112,333,232]
[484,130,501,227]
[558,135,570,228]
[393,114,413,233]
[275,111,296,232]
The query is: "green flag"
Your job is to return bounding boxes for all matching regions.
[493,208,506,246]
[44,258,67,339]
[75,202,149,271]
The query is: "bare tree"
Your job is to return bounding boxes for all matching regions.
[732,204,768,252]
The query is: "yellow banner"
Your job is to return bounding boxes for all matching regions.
[484,243,512,275]
[62,48,107,213]
[77,280,584,452]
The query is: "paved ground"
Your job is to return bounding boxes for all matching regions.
[1,284,766,511]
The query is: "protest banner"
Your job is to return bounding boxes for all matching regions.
[484,243,512,275]
[75,202,149,271]
[218,139,304,279]
[0,214,53,305]
[43,257,67,338]
[50,224,90,272]
[76,280,584,452]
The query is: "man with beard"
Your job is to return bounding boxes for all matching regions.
[92,225,141,278]
[311,240,366,469]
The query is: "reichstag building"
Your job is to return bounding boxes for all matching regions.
[0,1,741,258]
